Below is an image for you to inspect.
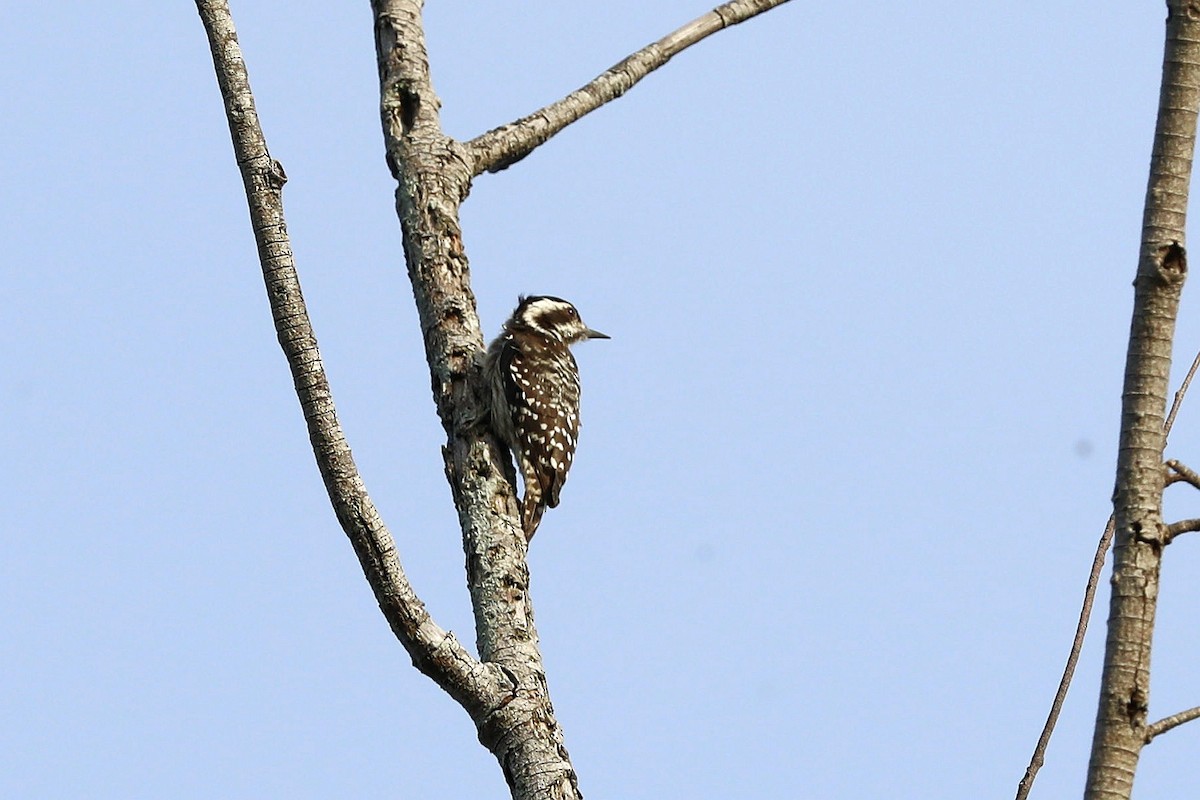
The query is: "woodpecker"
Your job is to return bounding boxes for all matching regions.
[484,296,608,540]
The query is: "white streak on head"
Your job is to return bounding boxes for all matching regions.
[514,296,593,343]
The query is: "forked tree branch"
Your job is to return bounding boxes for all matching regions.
[1145,705,1200,742]
[195,0,500,712]
[467,0,793,175]
[1166,458,1200,489]
[200,0,791,795]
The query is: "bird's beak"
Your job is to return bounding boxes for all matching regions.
[585,328,610,340]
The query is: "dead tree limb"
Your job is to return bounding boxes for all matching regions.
[200,0,791,796]
[195,0,501,711]
[1084,3,1199,798]
[1145,705,1200,743]
[467,0,792,175]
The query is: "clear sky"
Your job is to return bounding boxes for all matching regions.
[4,1,1200,797]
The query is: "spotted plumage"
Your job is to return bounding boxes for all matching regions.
[484,296,608,540]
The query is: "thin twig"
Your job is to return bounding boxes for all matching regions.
[1146,705,1200,742]
[195,0,497,708]
[1164,349,1200,437]
[466,0,792,174]
[1014,516,1116,800]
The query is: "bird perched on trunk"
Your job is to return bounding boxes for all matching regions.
[484,296,609,540]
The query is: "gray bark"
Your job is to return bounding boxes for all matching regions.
[1084,3,1199,798]
[199,0,791,796]
[370,3,579,794]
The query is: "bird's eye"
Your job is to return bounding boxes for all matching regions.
[568,308,578,318]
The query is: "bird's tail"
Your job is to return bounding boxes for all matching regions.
[522,499,546,542]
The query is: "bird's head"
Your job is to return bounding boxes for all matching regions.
[508,295,609,345]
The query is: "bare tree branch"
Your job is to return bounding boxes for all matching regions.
[1014,516,1115,800]
[1017,342,1200,800]
[1085,2,1199,796]
[195,0,500,712]
[1023,11,1200,797]
[1166,458,1200,489]
[466,0,793,175]
[1145,705,1200,742]
[202,0,793,794]
[1164,518,1200,542]
[1017,347,1200,799]
[371,1,582,795]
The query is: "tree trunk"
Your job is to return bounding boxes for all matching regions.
[1084,3,1199,797]
[370,3,582,796]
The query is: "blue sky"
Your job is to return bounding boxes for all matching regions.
[5,1,1200,797]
